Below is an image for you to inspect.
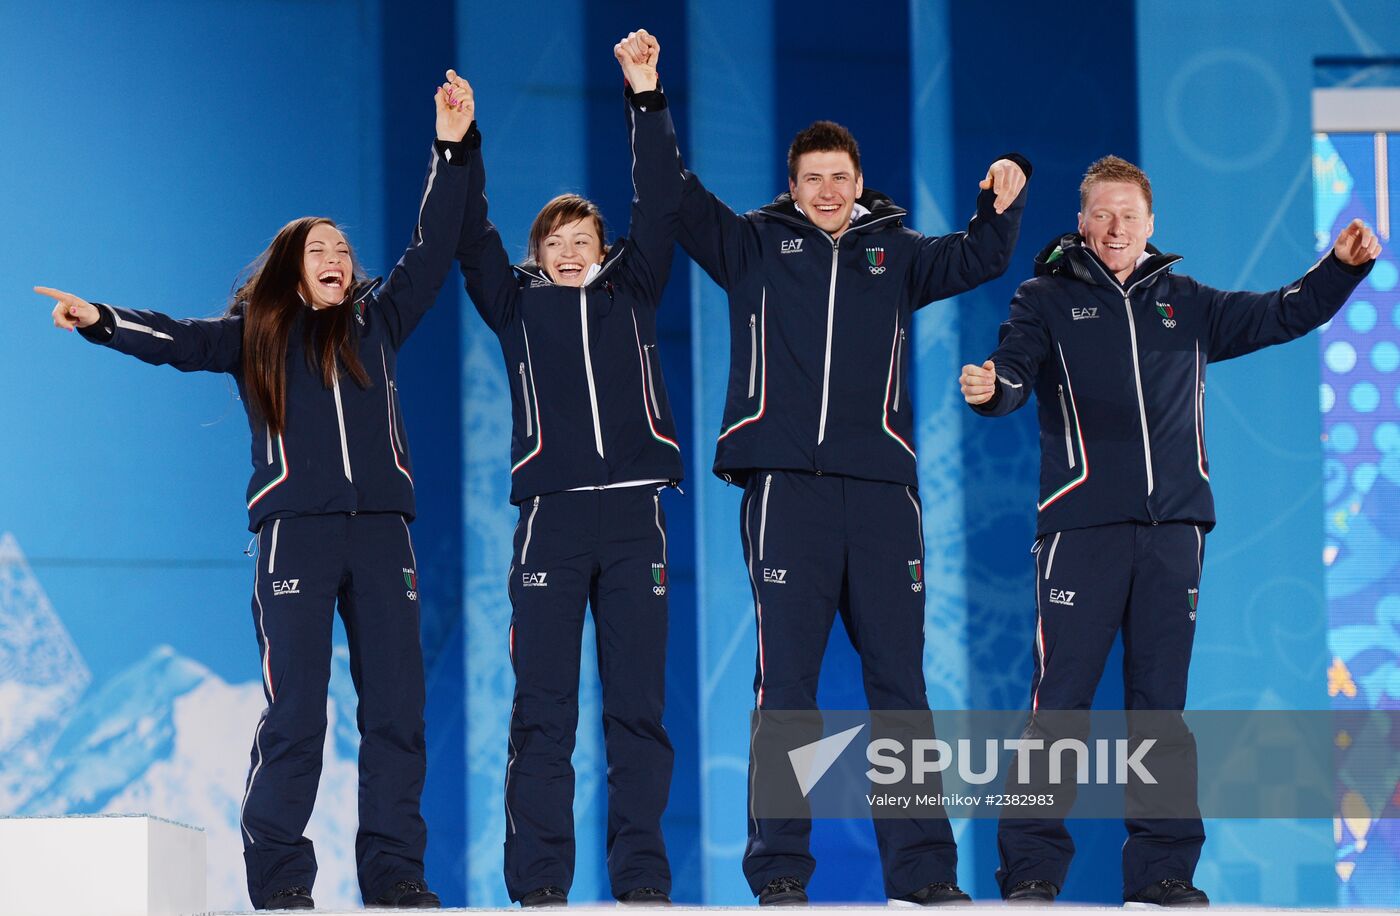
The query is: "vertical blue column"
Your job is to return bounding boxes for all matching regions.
[946,2,1140,902]
[458,5,605,904]
[907,0,974,887]
[378,0,464,903]
[686,1,775,903]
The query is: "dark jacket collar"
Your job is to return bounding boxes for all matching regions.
[513,238,630,287]
[759,188,907,238]
[1034,233,1181,290]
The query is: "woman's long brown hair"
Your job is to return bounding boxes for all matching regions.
[230,217,370,436]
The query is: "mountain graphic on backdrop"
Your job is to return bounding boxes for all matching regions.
[0,532,362,910]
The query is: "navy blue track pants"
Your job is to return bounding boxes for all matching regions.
[504,486,674,901]
[996,521,1206,899]
[241,512,428,909]
[741,470,957,899]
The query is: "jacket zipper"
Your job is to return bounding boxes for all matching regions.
[1120,289,1154,495]
[643,344,662,419]
[1058,384,1075,469]
[578,288,605,458]
[521,495,541,564]
[893,326,905,413]
[267,518,281,575]
[387,380,405,454]
[747,313,758,398]
[1081,256,1175,500]
[817,241,840,443]
[265,426,273,465]
[759,473,773,561]
[331,371,353,482]
[518,362,533,437]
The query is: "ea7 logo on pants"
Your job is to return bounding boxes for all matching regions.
[1049,588,1076,606]
[522,572,549,588]
[272,579,300,596]
[763,568,788,585]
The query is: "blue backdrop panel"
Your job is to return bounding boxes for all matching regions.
[379,1,467,903]
[1138,1,1400,906]
[0,0,386,909]
[948,2,1141,903]
[685,0,777,904]
[907,0,979,888]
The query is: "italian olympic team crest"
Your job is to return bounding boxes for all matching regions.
[652,562,667,596]
[867,247,886,275]
[908,559,923,592]
[1156,301,1176,328]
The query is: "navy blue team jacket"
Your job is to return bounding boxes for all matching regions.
[677,158,1029,488]
[973,233,1372,536]
[78,140,471,532]
[458,90,686,504]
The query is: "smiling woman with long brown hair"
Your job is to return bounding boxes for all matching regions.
[35,71,477,913]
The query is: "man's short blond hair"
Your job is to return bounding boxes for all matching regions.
[1080,155,1153,213]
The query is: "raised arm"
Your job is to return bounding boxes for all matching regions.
[910,155,1031,306]
[612,29,685,302]
[375,70,476,348]
[1205,218,1380,362]
[962,283,1050,417]
[39,285,242,374]
[453,81,521,333]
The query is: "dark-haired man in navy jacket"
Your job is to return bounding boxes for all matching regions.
[678,120,1030,906]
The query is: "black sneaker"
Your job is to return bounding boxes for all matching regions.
[888,882,973,906]
[263,885,315,910]
[618,887,672,906]
[1125,879,1209,908]
[521,886,569,908]
[369,878,441,908]
[758,876,808,906]
[1006,880,1058,904]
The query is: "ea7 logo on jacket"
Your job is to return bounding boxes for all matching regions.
[763,568,788,585]
[781,238,804,254]
[1049,588,1076,606]
[1156,302,1176,329]
[1071,307,1098,320]
[866,247,886,275]
[273,579,300,596]
[522,572,549,588]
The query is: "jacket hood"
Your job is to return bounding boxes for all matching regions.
[1033,233,1178,286]
[761,187,905,230]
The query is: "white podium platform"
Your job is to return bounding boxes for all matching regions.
[0,814,204,916]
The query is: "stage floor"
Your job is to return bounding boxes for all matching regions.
[201,907,1400,915]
